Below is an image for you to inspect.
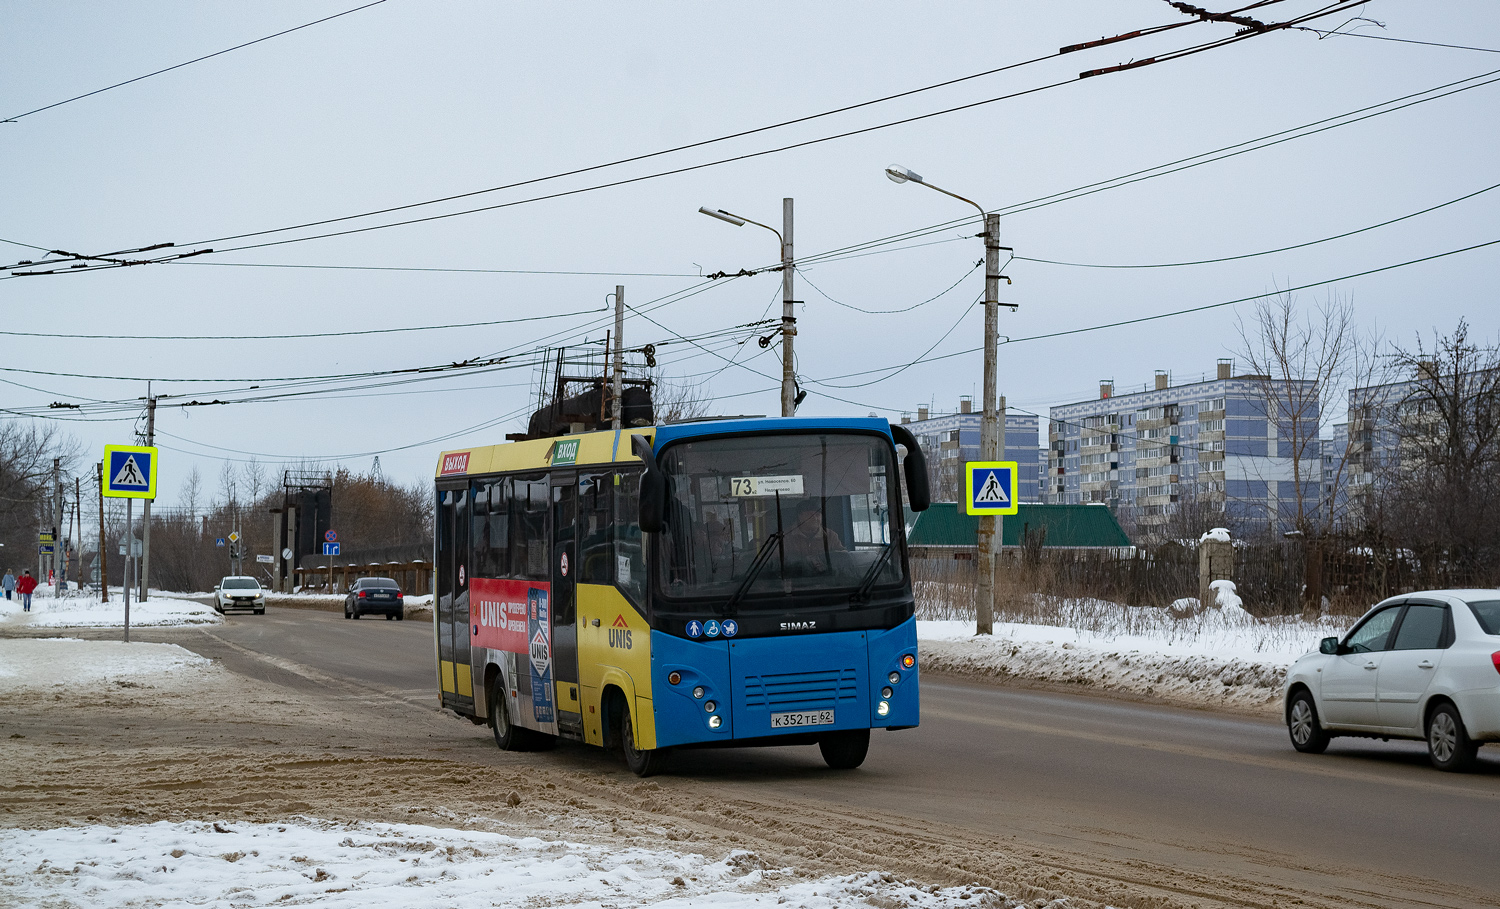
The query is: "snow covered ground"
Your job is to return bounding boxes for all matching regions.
[915,593,1352,712]
[0,819,1005,909]
[0,587,220,628]
[0,637,212,686]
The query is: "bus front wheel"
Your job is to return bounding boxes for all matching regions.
[819,729,870,770]
[621,707,669,777]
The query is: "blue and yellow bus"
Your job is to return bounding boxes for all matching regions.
[433,417,929,775]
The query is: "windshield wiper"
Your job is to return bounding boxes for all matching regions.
[851,544,893,604]
[724,492,786,616]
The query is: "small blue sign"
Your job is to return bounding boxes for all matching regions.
[215,538,225,548]
[722,619,738,638]
[686,620,703,638]
[704,620,721,638]
[322,542,341,556]
[965,461,1020,516]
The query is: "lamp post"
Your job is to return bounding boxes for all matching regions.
[699,201,797,417]
[886,165,1009,635]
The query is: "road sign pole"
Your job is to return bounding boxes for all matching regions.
[123,497,132,644]
[97,461,108,604]
[140,388,155,602]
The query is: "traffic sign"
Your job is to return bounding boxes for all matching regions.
[281,548,293,560]
[38,532,54,543]
[228,532,240,543]
[256,554,274,564]
[965,461,1019,516]
[215,538,225,548]
[324,529,338,543]
[322,542,341,556]
[103,445,158,499]
[38,544,54,554]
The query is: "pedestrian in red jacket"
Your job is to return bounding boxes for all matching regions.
[16,570,37,612]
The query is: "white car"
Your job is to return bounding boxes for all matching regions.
[215,576,266,615]
[1284,590,1500,771]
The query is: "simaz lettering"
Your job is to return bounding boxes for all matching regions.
[779,621,817,631]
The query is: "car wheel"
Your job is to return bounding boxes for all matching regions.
[1427,703,1479,772]
[351,606,360,619]
[1287,690,1331,754]
[818,729,871,769]
[622,706,668,777]
[343,604,351,619]
[396,611,405,621]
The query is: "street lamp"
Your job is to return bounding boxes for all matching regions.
[887,164,1008,635]
[699,201,797,417]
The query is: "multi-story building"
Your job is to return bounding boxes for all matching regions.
[900,397,1041,504]
[1045,360,1321,533]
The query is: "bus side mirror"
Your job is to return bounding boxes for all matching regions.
[631,434,668,533]
[889,423,930,512]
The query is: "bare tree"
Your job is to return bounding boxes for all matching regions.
[0,420,81,571]
[1236,291,1392,607]
[648,365,712,423]
[1381,320,1500,584]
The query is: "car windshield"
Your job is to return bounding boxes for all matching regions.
[1467,599,1500,635]
[656,432,902,603]
[222,578,259,590]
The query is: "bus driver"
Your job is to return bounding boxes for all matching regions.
[783,500,844,573]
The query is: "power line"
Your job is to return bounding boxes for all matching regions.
[2,0,392,123]
[1015,179,1500,269]
[795,259,983,314]
[1295,27,1500,54]
[175,260,701,278]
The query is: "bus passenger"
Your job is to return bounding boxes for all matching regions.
[783,500,843,573]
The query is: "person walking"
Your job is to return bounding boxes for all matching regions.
[1,569,14,601]
[16,569,37,612]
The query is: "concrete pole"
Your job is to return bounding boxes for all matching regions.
[52,458,61,595]
[140,390,155,602]
[272,509,284,593]
[975,213,1001,635]
[781,197,796,418]
[612,285,624,431]
[285,504,296,592]
[97,461,108,603]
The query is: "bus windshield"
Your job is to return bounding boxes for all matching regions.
[656,432,902,604]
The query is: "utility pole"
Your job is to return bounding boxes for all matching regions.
[97,462,108,603]
[73,477,81,592]
[52,458,61,596]
[611,284,624,431]
[140,387,155,602]
[975,212,1002,635]
[780,198,796,418]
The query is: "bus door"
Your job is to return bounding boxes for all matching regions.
[436,484,473,711]
[551,473,583,733]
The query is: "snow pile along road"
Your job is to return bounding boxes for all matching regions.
[0,588,220,627]
[917,604,1351,712]
[0,638,214,689]
[0,819,1015,909]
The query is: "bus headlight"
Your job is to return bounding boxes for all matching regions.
[888,671,900,684]
[692,686,705,699]
[704,701,716,713]
[881,687,893,699]
[668,671,682,686]
[708,715,723,729]
[877,700,890,717]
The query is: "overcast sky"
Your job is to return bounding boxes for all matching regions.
[4,1,1497,509]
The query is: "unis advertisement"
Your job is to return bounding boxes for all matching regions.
[471,577,554,725]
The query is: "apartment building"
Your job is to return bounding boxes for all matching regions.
[900,397,1042,504]
[1045,360,1321,532]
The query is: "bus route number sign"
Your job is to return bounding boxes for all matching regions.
[728,475,804,497]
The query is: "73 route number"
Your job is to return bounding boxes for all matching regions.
[729,475,804,498]
[770,709,835,728]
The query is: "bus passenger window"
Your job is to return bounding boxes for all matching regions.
[472,479,509,579]
[613,471,647,605]
[579,473,612,583]
[514,476,549,581]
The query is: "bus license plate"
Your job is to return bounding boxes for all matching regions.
[770,709,835,728]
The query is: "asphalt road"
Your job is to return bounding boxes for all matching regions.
[172,606,1500,905]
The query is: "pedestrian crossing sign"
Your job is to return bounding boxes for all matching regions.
[965,461,1018,516]
[103,445,158,500]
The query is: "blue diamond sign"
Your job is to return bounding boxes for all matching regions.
[965,461,1019,516]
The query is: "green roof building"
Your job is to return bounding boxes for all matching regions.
[905,503,1131,553]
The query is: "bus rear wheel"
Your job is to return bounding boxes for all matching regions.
[819,729,870,770]
[621,707,668,777]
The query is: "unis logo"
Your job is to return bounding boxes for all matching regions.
[780,620,817,631]
[608,614,633,649]
[440,451,471,476]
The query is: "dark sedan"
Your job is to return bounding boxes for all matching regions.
[344,577,405,620]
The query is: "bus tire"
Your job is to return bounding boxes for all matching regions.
[622,706,668,777]
[489,677,529,752]
[818,729,870,770]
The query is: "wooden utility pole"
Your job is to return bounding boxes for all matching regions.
[140,389,155,601]
[97,462,108,603]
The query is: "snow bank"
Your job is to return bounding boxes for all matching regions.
[917,606,1349,712]
[0,819,1008,909]
[1209,579,1251,618]
[0,590,219,627]
[0,639,213,690]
